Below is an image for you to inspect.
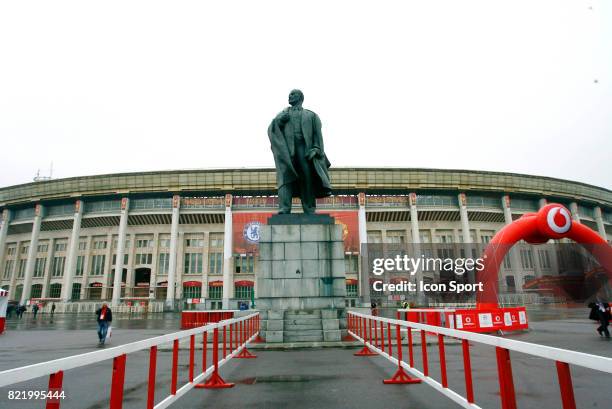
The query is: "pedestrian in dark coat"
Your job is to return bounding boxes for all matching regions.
[588,293,611,339]
[95,303,113,345]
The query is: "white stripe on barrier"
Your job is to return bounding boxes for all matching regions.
[0,312,259,388]
[349,311,612,374]
[349,329,483,409]
[153,331,258,409]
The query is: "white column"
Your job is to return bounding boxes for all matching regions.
[409,192,425,305]
[80,236,93,300]
[594,207,607,240]
[222,194,233,309]
[21,204,43,304]
[126,233,137,297]
[501,195,521,290]
[8,240,21,298]
[102,233,113,299]
[502,195,513,225]
[150,232,159,300]
[61,201,83,302]
[0,210,11,274]
[569,202,580,222]
[539,198,547,209]
[357,192,369,305]
[409,193,420,243]
[458,193,471,243]
[166,195,180,309]
[41,238,55,298]
[111,198,129,306]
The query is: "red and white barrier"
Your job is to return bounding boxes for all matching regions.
[180,310,239,329]
[348,310,612,409]
[400,306,529,333]
[0,288,7,335]
[0,312,261,409]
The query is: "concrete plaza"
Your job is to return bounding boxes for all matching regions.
[0,307,611,409]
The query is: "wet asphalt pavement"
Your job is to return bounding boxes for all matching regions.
[1,306,611,409]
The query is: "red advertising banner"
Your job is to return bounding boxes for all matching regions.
[232,210,360,254]
[320,210,359,253]
[233,212,275,255]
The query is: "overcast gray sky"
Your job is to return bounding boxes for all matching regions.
[1,0,610,190]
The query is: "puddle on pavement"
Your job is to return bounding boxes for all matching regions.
[237,374,338,384]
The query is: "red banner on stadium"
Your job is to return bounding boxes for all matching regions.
[232,210,359,254]
[233,212,275,254]
[321,211,359,253]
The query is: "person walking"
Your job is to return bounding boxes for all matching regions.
[50,303,56,318]
[589,292,611,339]
[32,303,39,319]
[95,303,113,345]
[18,304,26,319]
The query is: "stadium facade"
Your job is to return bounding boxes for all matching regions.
[0,168,610,310]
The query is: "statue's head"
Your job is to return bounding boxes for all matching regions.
[288,89,304,106]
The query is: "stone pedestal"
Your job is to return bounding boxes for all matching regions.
[257,214,346,343]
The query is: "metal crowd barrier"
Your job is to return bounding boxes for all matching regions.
[347,311,612,409]
[180,310,238,329]
[0,312,260,409]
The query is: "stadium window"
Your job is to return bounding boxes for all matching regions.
[52,256,65,277]
[538,250,551,269]
[37,243,48,253]
[209,233,224,248]
[31,284,43,298]
[209,252,223,275]
[71,283,81,300]
[91,255,105,276]
[78,241,87,250]
[183,284,202,299]
[208,285,223,299]
[75,256,85,276]
[234,285,253,300]
[503,254,512,269]
[184,253,203,275]
[520,248,534,269]
[3,260,14,279]
[185,238,204,248]
[367,231,382,243]
[14,285,23,302]
[136,239,153,248]
[54,242,67,252]
[93,240,107,250]
[49,283,62,298]
[346,284,358,297]
[18,259,26,278]
[33,257,46,278]
[385,231,406,244]
[234,254,254,273]
[158,253,169,275]
[344,255,358,273]
[135,253,153,265]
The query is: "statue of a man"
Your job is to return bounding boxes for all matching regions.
[268,89,332,214]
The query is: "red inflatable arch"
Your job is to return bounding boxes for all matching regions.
[477,204,612,308]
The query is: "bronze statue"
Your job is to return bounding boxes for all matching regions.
[268,89,332,214]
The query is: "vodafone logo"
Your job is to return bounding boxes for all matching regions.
[537,204,572,238]
[546,206,571,234]
[465,317,472,323]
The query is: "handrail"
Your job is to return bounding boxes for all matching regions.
[0,312,260,398]
[348,310,612,409]
[349,311,612,373]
